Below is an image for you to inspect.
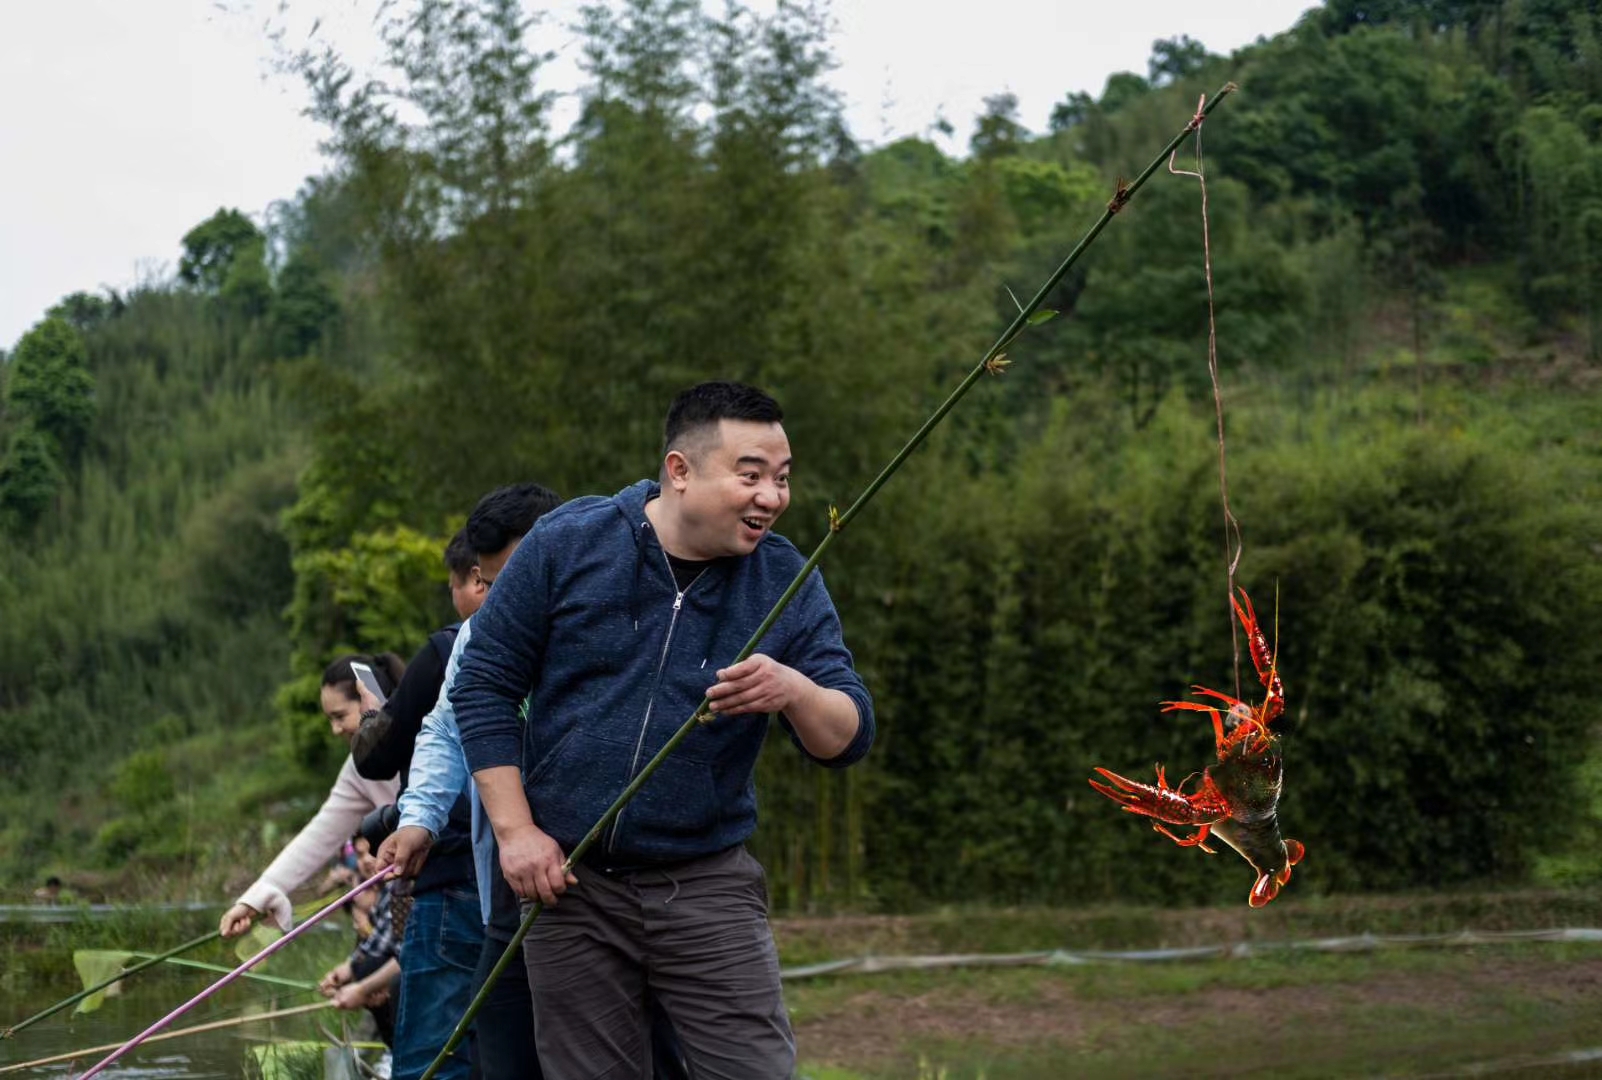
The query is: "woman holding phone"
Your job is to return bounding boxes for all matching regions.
[219,653,406,938]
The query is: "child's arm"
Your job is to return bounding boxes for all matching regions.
[333,958,401,1010]
[318,960,355,996]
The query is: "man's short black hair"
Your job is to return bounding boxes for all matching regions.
[443,529,477,579]
[466,482,562,558]
[663,381,784,460]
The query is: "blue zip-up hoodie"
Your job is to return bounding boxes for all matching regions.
[452,479,874,863]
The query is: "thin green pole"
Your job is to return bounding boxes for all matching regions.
[419,84,1237,1080]
[130,954,320,992]
[1,929,221,1039]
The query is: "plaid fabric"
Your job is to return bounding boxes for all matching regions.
[352,880,403,969]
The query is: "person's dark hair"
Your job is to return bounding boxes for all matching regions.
[322,653,406,701]
[663,381,784,462]
[465,482,562,558]
[443,529,477,579]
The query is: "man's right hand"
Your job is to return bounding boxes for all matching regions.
[499,823,577,906]
[377,825,435,878]
[219,902,259,939]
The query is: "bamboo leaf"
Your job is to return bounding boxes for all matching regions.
[1028,309,1058,326]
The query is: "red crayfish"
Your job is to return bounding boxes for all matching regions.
[1089,588,1305,907]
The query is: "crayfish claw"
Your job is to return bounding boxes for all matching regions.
[1088,770,1142,808]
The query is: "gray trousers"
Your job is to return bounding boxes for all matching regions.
[521,845,795,1080]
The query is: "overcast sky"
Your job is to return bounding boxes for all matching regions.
[0,0,1316,350]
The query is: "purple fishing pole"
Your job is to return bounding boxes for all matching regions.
[77,867,394,1079]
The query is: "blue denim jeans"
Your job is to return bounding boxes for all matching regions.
[473,933,541,1080]
[393,885,483,1080]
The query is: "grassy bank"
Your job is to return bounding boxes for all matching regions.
[772,887,1602,964]
[778,889,1602,1076]
[9,888,1602,1078]
[789,942,1602,1078]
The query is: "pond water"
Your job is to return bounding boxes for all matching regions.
[1,915,366,1079]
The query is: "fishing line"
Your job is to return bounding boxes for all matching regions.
[1168,92,1244,703]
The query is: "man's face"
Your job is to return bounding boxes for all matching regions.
[668,419,792,558]
[449,569,487,620]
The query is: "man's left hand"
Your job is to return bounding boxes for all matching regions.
[706,654,805,716]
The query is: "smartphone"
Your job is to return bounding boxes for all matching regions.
[349,661,389,707]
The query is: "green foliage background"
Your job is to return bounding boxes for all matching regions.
[2,0,1601,912]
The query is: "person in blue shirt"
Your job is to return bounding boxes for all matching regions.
[383,484,556,1080]
[345,535,482,1080]
[452,381,875,1080]
[382,483,688,1080]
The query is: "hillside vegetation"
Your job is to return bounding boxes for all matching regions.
[2,0,1600,911]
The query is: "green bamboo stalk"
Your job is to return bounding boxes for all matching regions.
[1,929,220,1040]
[419,84,1237,1080]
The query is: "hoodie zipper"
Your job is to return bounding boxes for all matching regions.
[607,544,708,855]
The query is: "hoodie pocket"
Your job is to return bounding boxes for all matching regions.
[527,727,581,789]
[624,750,721,847]
[526,729,710,851]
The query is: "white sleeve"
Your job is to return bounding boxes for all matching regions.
[235,756,399,929]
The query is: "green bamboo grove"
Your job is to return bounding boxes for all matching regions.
[3,0,1601,921]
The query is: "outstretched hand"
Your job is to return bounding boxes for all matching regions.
[377,825,434,879]
[218,902,259,939]
[334,980,389,1011]
[318,961,354,997]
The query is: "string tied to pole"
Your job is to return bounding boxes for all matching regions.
[1167,86,1246,705]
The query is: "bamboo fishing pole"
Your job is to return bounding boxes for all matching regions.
[76,867,393,1080]
[418,84,1238,1080]
[1,929,221,1040]
[0,1000,332,1076]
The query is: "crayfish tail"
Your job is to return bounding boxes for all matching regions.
[1249,871,1281,908]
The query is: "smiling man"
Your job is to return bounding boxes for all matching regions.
[452,381,874,1079]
